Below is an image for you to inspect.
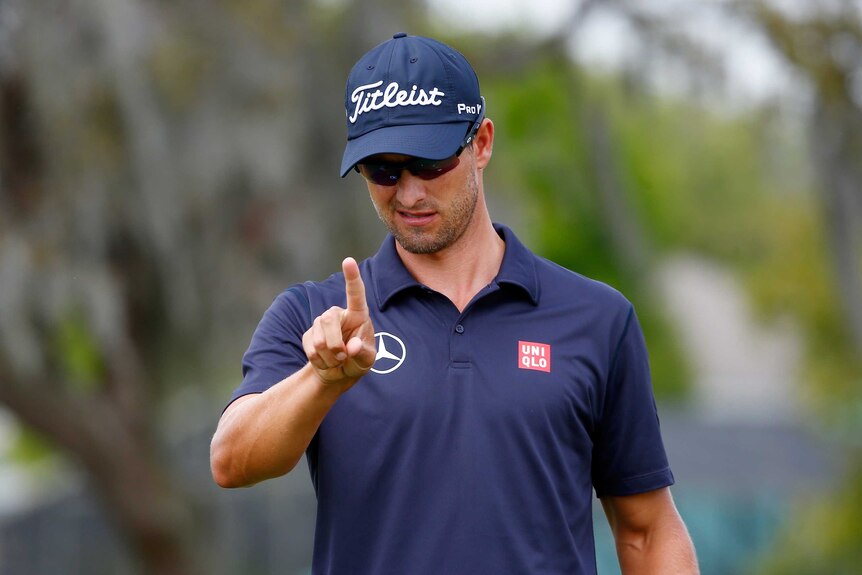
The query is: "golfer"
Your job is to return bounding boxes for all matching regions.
[211,33,699,575]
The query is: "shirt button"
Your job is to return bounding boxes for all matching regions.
[455,324,465,334]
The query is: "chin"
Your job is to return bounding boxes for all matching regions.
[394,234,446,255]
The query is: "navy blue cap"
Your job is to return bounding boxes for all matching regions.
[340,33,483,177]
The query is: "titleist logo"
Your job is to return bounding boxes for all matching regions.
[349,80,445,124]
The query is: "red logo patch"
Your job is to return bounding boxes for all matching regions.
[518,341,551,373]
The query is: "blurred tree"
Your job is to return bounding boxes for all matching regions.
[739,3,862,572]
[581,0,862,368]
[755,458,862,575]
[0,0,424,572]
[746,0,862,362]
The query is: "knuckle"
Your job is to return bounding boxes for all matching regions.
[303,333,316,355]
[312,331,327,349]
[320,309,341,326]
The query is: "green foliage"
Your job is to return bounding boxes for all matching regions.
[754,458,862,575]
[636,301,691,400]
[606,80,862,411]
[52,311,105,394]
[486,62,606,282]
[598,83,798,264]
[742,200,862,421]
[8,427,55,464]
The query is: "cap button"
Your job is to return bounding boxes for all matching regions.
[393,32,407,39]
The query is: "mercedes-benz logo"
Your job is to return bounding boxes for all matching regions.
[371,332,406,374]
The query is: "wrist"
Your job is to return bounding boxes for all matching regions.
[305,363,358,397]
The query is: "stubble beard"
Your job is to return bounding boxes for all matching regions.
[374,158,480,255]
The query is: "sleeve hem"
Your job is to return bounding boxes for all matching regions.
[222,388,267,414]
[594,467,675,498]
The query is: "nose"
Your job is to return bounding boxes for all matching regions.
[394,171,427,208]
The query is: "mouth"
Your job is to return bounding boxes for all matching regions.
[397,210,437,227]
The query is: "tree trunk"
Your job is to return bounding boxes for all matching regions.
[0,373,205,575]
[748,1,862,357]
[811,101,862,355]
[585,108,651,280]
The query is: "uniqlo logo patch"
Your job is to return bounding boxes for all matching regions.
[518,341,551,373]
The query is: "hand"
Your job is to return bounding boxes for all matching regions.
[302,257,376,386]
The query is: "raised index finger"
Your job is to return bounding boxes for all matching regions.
[342,257,367,313]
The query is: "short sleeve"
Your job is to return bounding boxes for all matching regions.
[591,305,674,497]
[227,286,312,408]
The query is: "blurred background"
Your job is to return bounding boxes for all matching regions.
[1,0,861,573]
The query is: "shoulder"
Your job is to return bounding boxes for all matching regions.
[533,254,632,316]
[496,224,630,317]
[265,271,342,321]
[287,256,380,317]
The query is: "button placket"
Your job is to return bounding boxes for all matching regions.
[449,316,471,366]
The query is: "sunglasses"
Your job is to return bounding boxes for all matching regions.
[356,97,486,187]
[357,154,462,187]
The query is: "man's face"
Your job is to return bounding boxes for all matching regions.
[364,149,479,255]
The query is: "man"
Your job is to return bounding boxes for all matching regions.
[211,33,699,574]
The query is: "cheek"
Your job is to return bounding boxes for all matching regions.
[370,190,404,225]
[368,187,391,210]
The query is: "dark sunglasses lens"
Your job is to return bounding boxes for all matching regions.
[358,155,460,185]
[358,164,400,186]
[409,156,460,180]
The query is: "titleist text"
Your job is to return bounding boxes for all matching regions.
[349,81,445,124]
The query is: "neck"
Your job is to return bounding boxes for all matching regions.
[396,202,505,312]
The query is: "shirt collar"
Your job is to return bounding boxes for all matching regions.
[369,223,540,310]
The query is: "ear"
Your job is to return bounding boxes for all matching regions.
[472,118,494,170]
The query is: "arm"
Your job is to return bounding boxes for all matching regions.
[210,364,346,488]
[210,257,376,488]
[601,487,699,575]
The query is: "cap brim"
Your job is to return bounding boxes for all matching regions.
[340,122,471,177]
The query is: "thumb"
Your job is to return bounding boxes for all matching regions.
[344,335,377,375]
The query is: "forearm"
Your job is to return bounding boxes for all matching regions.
[210,363,349,487]
[602,489,698,575]
[615,514,699,575]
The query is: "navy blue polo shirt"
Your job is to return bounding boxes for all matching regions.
[232,224,674,575]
